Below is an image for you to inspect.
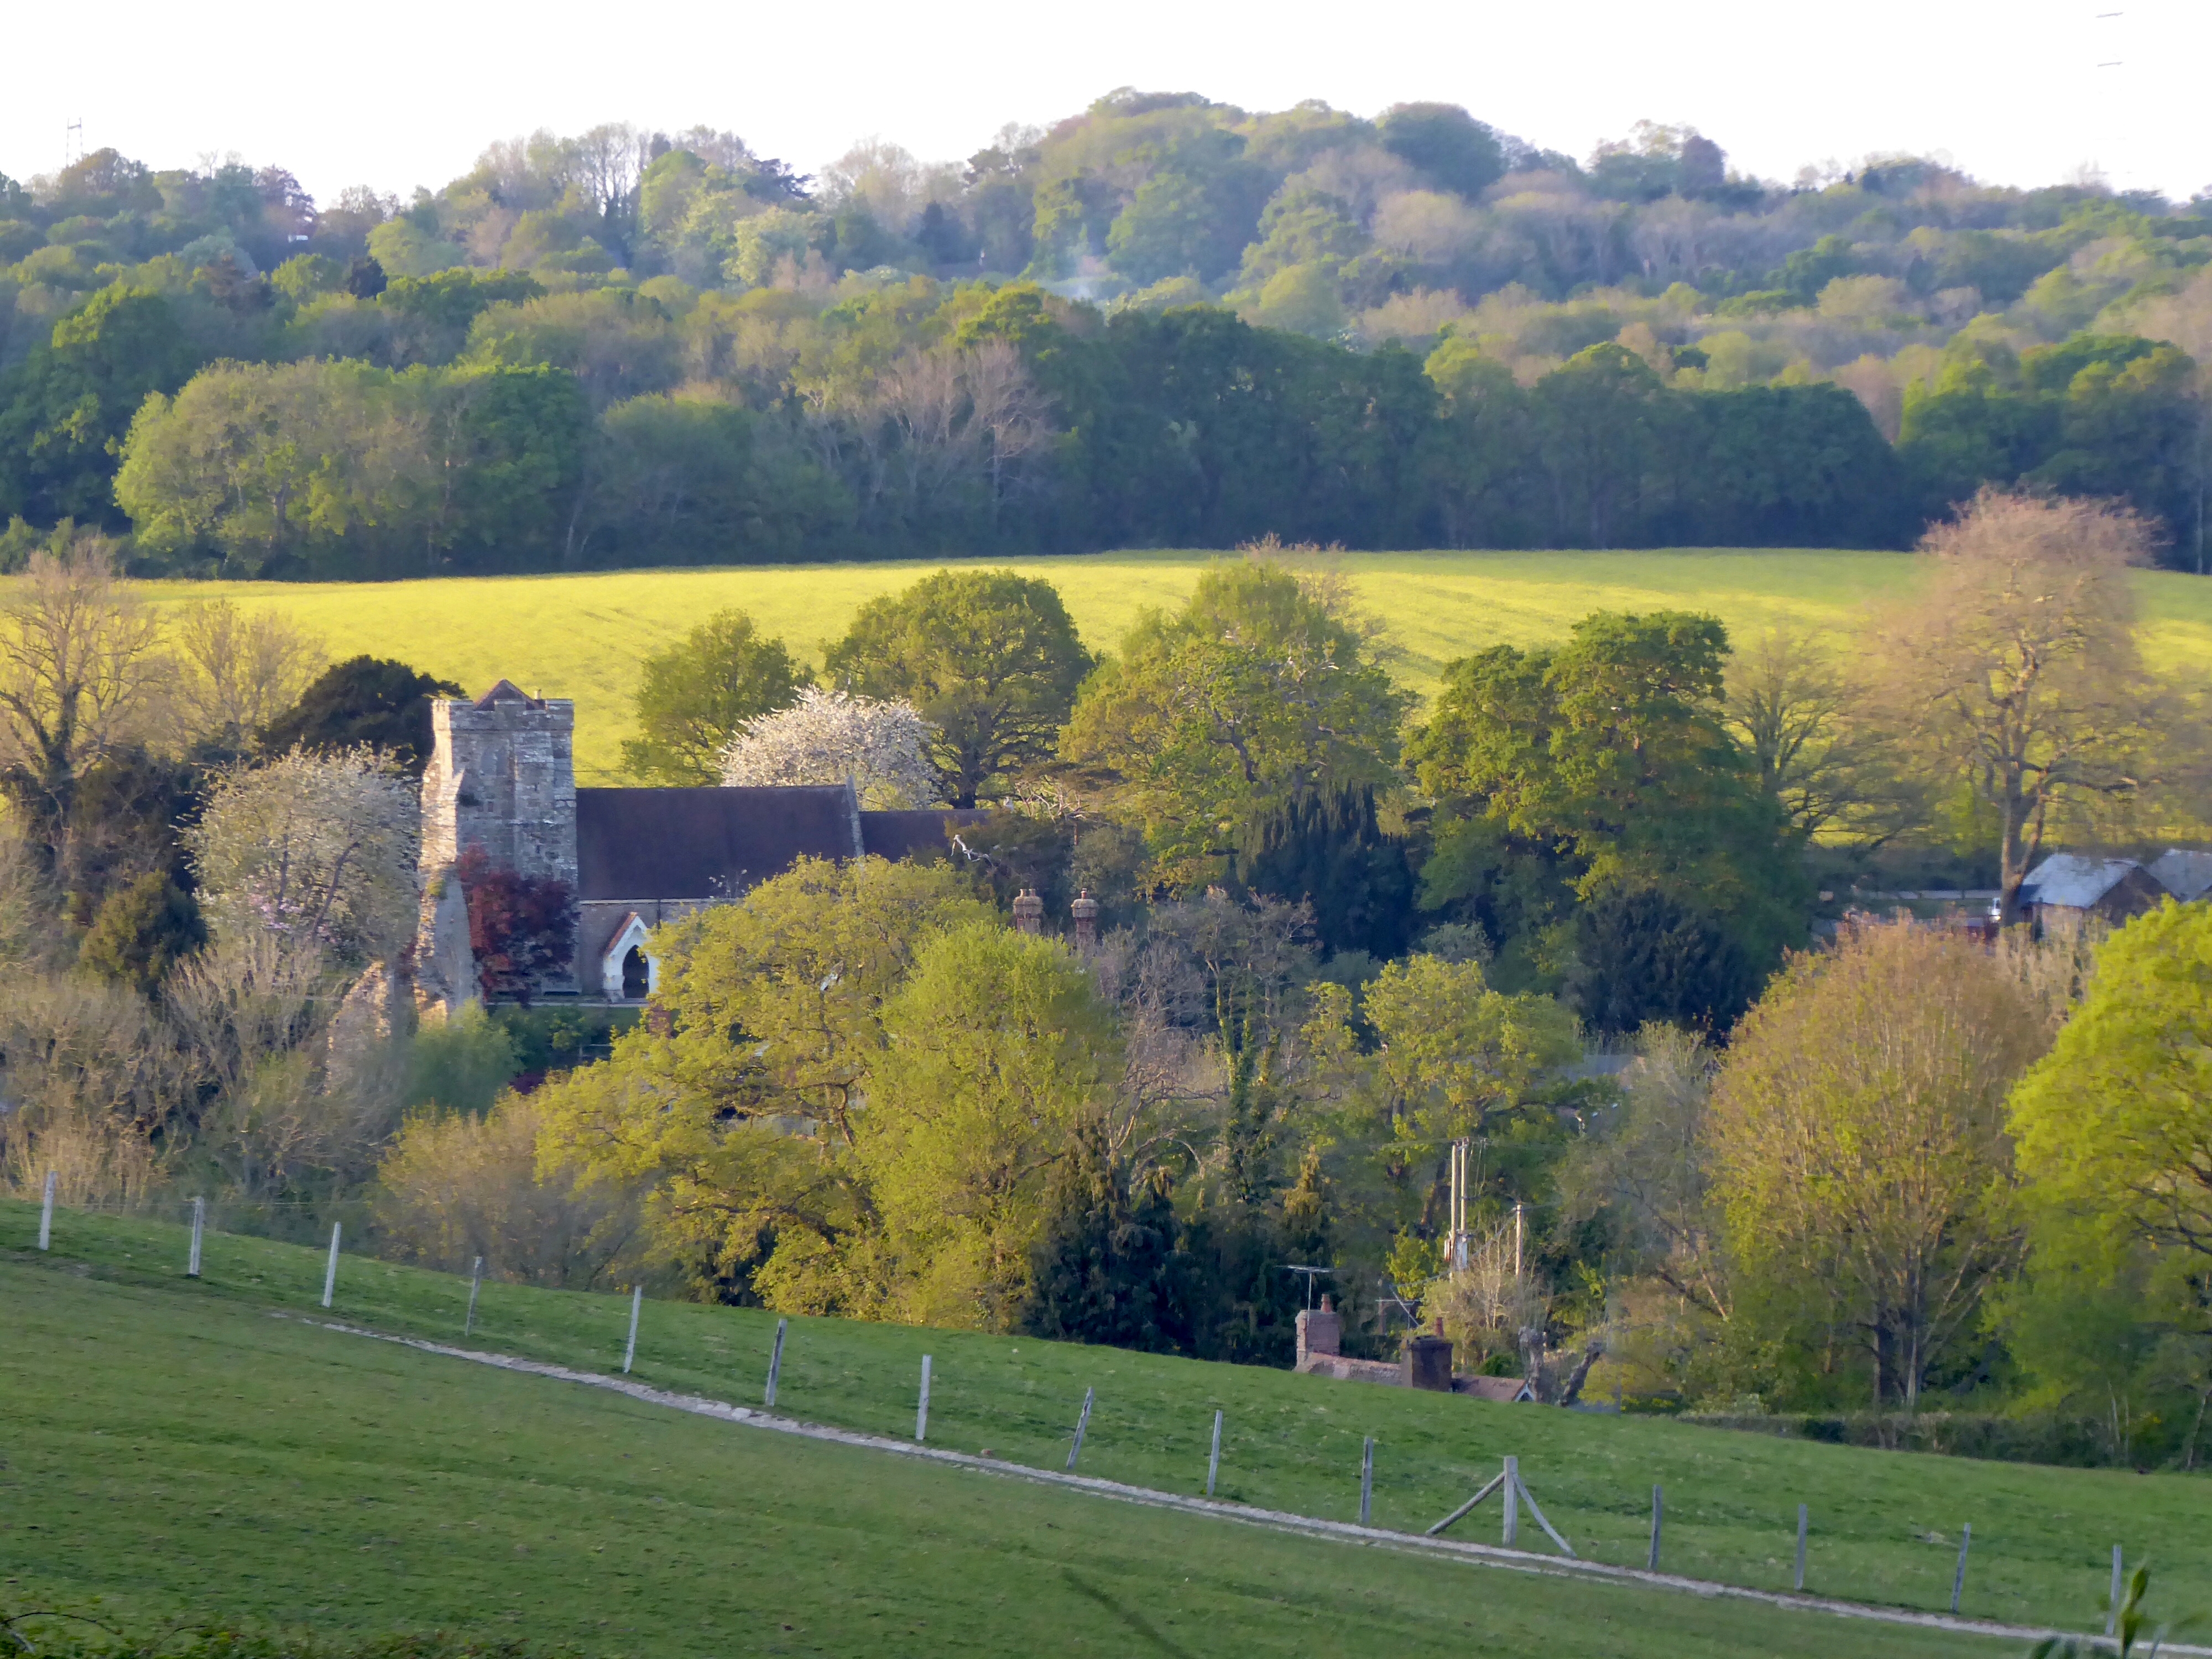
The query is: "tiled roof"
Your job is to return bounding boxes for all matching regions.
[2018,854,2139,910]
[2149,848,2212,902]
[576,786,858,901]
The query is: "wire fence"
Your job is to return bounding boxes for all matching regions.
[9,1186,2182,1642]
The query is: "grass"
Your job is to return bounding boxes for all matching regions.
[2,1259,2014,1659]
[122,549,2212,782]
[7,1198,2204,1650]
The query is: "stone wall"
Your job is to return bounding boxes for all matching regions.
[419,683,579,890]
[416,681,580,1008]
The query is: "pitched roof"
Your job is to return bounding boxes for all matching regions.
[2149,848,2212,902]
[2018,854,2141,910]
[576,786,858,901]
[1454,1375,1537,1402]
[474,679,536,708]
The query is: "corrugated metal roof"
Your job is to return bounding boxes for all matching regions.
[2019,854,2139,910]
[2148,848,2212,902]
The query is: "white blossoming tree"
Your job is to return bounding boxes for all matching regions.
[718,686,941,808]
[185,747,419,964]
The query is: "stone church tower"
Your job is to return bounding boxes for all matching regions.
[414,680,580,1015]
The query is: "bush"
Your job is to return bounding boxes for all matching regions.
[76,872,204,994]
[373,1089,648,1288]
[403,1005,517,1115]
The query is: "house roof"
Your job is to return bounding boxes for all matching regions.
[576,786,858,901]
[1454,1375,1536,1402]
[2149,848,2212,902]
[2018,854,2142,910]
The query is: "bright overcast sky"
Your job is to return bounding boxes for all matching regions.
[6,0,2204,206]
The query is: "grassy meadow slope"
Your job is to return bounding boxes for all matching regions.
[131,550,2212,784]
[2,1261,2009,1659]
[8,1199,2202,1644]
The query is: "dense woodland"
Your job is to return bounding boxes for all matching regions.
[2,484,2209,1465]
[3,95,2211,572]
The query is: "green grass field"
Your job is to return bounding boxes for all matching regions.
[125,550,2212,782]
[7,1199,2203,1655]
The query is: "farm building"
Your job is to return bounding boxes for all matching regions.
[2148,848,2212,903]
[2016,854,2171,928]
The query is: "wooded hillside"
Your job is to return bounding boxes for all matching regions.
[3,95,2208,575]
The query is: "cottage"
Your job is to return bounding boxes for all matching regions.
[1292,1297,1537,1402]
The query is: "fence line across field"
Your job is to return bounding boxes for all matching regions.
[12,1187,2137,1631]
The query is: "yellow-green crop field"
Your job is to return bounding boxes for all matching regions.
[131,549,2212,782]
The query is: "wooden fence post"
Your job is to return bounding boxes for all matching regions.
[1502,1455,1519,1547]
[1424,1471,1505,1537]
[464,1256,484,1336]
[1359,1437,1375,1526]
[1794,1504,1808,1592]
[1066,1387,1094,1471]
[39,1170,56,1250]
[622,1284,642,1374]
[765,1318,787,1408]
[321,1222,341,1309]
[1507,1460,1577,1558]
[187,1197,205,1278]
[1950,1524,1971,1615]
[915,1354,931,1442]
[2108,1545,2124,1636]
[1648,1485,1662,1571]
[1206,1410,1223,1498]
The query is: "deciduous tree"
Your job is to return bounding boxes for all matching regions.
[1062,561,1410,885]
[620,608,811,784]
[0,539,169,886]
[532,857,992,1310]
[1707,921,2042,1409]
[719,685,940,807]
[2009,901,2212,1264]
[166,599,326,752]
[862,921,1118,1327]
[185,747,418,964]
[824,568,1091,806]
[1874,490,2173,924]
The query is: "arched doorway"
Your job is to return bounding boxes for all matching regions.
[621,945,649,1000]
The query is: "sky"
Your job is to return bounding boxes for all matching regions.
[4,0,2205,207]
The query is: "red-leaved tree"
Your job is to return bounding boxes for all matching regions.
[455,844,576,1006]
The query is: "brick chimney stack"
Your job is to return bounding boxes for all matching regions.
[1296,1293,1342,1369]
[1404,1318,1455,1392]
[1071,889,1099,950]
[1012,889,1044,935]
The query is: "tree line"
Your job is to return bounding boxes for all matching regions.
[564,493,2204,1446]
[0,492,2205,1458]
[4,101,2211,571]
[502,494,2206,1441]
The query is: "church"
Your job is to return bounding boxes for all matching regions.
[411,680,974,1014]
